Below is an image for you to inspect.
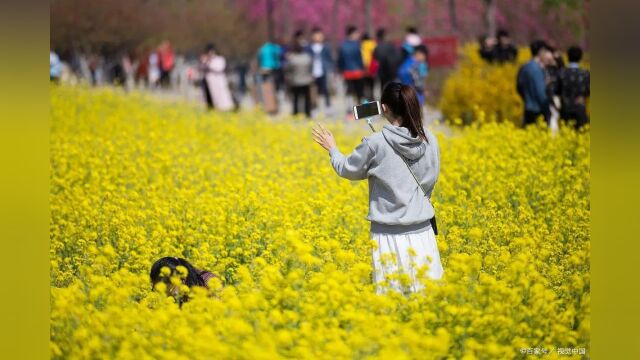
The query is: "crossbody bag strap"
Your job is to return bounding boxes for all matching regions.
[381,131,428,198]
[381,130,438,235]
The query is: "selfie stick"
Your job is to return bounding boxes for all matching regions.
[366,117,376,132]
[360,99,377,132]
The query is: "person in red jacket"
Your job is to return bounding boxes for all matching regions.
[158,41,175,88]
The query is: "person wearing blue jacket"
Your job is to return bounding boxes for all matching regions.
[516,40,554,127]
[338,25,365,112]
[397,45,429,105]
[306,27,334,108]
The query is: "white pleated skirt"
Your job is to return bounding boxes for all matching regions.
[371,227,444,295]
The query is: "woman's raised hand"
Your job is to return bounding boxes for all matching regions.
[312,122,337,152]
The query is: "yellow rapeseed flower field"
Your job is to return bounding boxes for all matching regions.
[50,86,589,359]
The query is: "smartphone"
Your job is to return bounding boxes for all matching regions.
[353,101,381,120]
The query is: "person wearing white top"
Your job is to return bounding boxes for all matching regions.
[200,44,235,111]
[306,28,334,108]
[148,52,160,87]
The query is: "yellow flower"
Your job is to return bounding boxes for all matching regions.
[50,86,590,359]
[153,282,167,294]
[175,265,188,279]
[160,266,171,277]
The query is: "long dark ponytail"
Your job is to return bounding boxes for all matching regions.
[380,82,428,142]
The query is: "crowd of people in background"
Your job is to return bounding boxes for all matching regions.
[478,29,518,64]
[50,40,180,89]
[477,29,590,130]
[252,25,431,119]
[516,40,590,130]
[50,26,589,130]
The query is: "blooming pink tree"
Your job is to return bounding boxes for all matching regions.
[236,0,588,48]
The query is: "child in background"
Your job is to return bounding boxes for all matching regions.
[397,45,429,105]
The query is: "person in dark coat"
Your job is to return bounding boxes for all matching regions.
[545,45,565,131]
[373,28,401,94]
[493,29,517,63]
[558,46,590,129]
[477,34,496,63]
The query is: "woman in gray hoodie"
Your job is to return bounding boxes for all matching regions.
[312,82,443,295]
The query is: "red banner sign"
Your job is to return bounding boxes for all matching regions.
[423,36,458,68]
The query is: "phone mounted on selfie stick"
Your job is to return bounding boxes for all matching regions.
[353,99,380,132]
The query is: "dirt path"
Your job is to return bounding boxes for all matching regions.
[113,82,453,137]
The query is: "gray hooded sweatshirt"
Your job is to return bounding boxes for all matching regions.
[329,124,440,235]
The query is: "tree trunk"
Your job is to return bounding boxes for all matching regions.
[331,0,339,54]
[449,0,458,33]
[365,0,373,37]
[484,0,496,38]
[580,0,589,49]
[414,0,423,31]
[282,0,290,40]
[266,0,274,41]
